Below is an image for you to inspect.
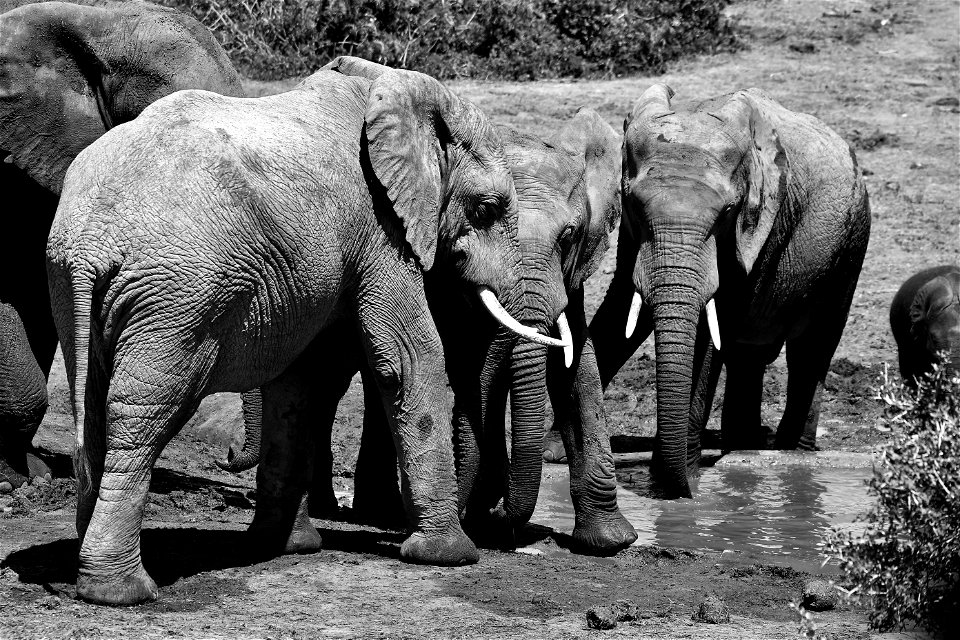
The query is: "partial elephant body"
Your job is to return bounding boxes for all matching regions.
[221,106,638,554]
[0,0,244,483]
[48,65,526,605]
[890,265,960,385]
[591,85,871,498]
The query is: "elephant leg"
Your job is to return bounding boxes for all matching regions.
[248,355,324,557]
[75,342,202,606]
[355,273,477,566]
[776,318,847,451]
[720,352,767,451]
[686,323,723,473]
[351,364,406,528]
[306,322,363,519]
[550,290,637,555]
[545,274,653,463]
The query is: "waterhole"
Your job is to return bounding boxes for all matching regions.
[530,453,873,571]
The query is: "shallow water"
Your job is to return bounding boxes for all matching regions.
[530,458,872,571]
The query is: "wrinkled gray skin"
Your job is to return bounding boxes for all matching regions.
[0,0,243,487]
[586,84,870,498]
[890,265,960,385]
[47,64,527,605]
[224,103,639,554]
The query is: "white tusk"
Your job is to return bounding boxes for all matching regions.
[556,312,573,368]
[625,291,643,338]
[706,298,721,351]
[478,287,570,349]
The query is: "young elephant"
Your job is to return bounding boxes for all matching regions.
[46,64,549,605]
[587,84,870,498]
[890,265,960,384]
[0,0,243,485]
[219,76,637,553]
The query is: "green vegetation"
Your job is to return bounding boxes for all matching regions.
[162,0,740,80]
[826,357,960,633]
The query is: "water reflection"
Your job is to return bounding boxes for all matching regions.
[531,460,870,571]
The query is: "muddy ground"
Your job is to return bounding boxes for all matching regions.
[1,0,957,637]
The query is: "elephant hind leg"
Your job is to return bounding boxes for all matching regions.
[76,344,206,606]
[249,354,324,557]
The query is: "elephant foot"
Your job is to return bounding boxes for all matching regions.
[572,511,638,556]
[76,566,158,606]
[400,529,479,566]
[284,521,323,554]
[542,429,567,464]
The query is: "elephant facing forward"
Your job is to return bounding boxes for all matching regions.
[890,265,960,385]
[47,65,549,605]
[222,94,639,554]
[0,0,243,487]
[587,84,870,498]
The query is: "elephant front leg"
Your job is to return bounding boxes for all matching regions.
[355,275,477,566]
[550,291,637,555]
[720,351,768,451]
[249,358,324,557]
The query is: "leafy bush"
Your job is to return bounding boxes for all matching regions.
[161,0,741,80]
[825,358,960,632]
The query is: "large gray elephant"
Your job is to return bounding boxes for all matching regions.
[890,265,960,385]
[221,95,639,554]
[46,63,558,605]
[586,84,871,498]
[0,0,243,487]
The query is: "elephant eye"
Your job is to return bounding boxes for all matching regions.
[471,196,501,227]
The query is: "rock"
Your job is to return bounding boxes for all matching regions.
[37,595,62,610]
[788,42,818,54]
[0,482,12,494]
[586,606,618,630]
[692,594,730,624]
[932,96,960,107]
[20,485,36,498]
[802,579,837,611]
[32,474,48,486]
[611,599,640,622]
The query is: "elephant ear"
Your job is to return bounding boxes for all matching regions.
[555,107,622,287]
[364,69,460,271]
[322,55,392,82]
[0,1,242,194]
[0,3,113,192]
[718,90,789,275]
[909,276,954,341]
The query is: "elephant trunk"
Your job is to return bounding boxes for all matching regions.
[216,389,263,472]
[504,336,547,525]
[650,288,702,499]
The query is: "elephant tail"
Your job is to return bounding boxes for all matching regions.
[62,267,99,497]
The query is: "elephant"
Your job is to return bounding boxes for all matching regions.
[220,84,639,553]
[46,61,563,605]
[0,0,243,487]
[890,265,960,385]
[584,84,870,498]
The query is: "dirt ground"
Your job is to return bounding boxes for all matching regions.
[1,0,957,637]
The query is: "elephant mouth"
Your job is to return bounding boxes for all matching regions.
[477,286,573,366]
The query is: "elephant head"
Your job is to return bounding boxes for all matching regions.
[465,108,622,529]
[891,265,960,385]
[0,0,243,193]
[620,84,789,497]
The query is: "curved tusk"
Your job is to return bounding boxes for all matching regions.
[706,297,721,351]
[625,291,643,339]
[556,312,573,368]
[478,287,570,349]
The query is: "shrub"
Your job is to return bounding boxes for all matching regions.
[825,357,960,633]
[160,0,741,80]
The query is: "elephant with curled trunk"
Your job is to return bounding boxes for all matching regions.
[0,0,243,488]
[890,265,960,385]
[221,56,636,555]
[46,62,549,605]
[586,84,870,498]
